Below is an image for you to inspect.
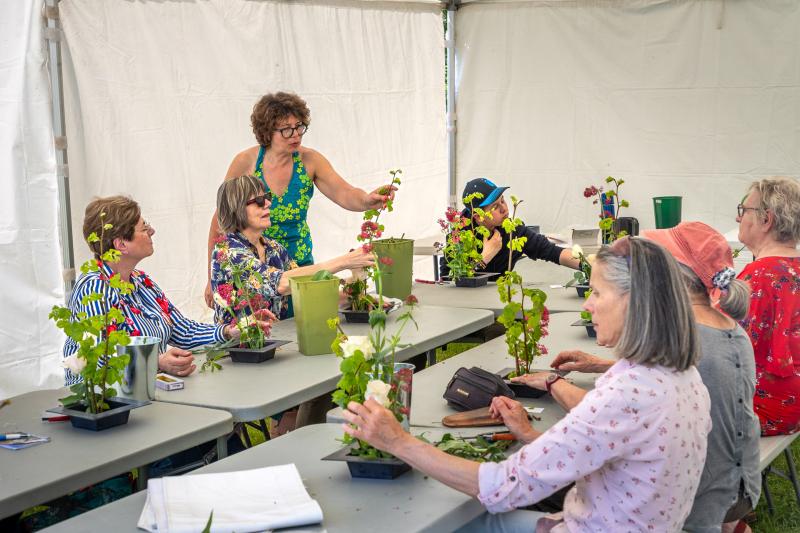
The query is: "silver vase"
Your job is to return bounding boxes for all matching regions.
[118,336,161,401]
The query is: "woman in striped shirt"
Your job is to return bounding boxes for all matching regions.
[63,196,266,384]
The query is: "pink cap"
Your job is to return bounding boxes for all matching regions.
[641,222,735,292]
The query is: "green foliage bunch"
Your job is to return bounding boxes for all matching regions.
[495,196,550,377]
[49,214,132,413]
[584,176,630,243]
[439,193,491,281]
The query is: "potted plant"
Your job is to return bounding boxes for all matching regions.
[564,244,594,298]
[439,193,493,287]
[584,176,630,244]
[47,216,148,431]
[494,196,551,398]
[341,169,405,321]
[211,246,285,363]
[323,223,419,479]
[571,289,596,338]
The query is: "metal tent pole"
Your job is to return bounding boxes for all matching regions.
[446,0,458,207]
[44,0,75,297]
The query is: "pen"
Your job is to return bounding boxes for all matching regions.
[0,433,27,441]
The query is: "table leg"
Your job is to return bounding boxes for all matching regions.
[136,465,149,491]
[426,349,437,367]
[432,255,440,281]
[216,435,228,460]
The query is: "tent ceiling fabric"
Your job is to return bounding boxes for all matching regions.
[455,0,800,236]
[59,0,447,325]
[0,0,66,397]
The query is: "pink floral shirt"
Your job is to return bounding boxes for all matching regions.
[478,358,711,532]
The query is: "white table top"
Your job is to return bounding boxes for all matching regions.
[409,312,612,435]
[42,424,486,533]
[0,389,233,519]
[155,305,494,422]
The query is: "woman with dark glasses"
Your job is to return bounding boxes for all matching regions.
[210,174,374,322]
[736,176,800,436]
[205,91,393,309]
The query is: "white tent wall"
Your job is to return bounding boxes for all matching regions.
[455,0,800,237]
[0,0,66,397]
[58,0,447,324]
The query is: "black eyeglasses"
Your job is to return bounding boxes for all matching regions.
[737,204,761,218]
[246,192,273,207]
[276,123,308,139]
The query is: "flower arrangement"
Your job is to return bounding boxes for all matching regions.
[565,244,595,287]
[49,214,133,413]
[342,170,403,312]
[584,176,629,243]
[438,193,491,281]
[495,196,550,377]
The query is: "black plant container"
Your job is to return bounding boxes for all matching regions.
[339,308,371,323]
[229,340,290,363]
[575,284,591,298]
[323,445,411,480]
[454,273,494,288]
[497,367,547,398]
[571,319,596,338]
[48,397,149,431]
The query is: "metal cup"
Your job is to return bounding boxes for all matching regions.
[118,336,161,401]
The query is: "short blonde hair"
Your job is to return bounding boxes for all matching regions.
[216,175,265,233]
[748,176,800,243]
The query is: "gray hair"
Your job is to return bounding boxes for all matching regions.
[748,176,800,243]
[216,175,265,233]
[678,264,750,321]
[596,238,698,371]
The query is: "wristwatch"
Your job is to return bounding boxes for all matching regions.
[545,373,564,393]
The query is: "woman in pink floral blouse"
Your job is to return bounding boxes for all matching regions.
[342,237,711,532]
[736,176,800,436]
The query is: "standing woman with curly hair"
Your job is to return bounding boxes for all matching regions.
[205,92,393,308]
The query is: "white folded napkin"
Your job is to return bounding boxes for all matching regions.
[137,463,323,533]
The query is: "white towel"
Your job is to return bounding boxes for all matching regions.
[137,463,323,533]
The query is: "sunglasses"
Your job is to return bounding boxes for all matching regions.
[246,192,273,208]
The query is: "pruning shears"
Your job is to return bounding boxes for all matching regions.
[466,432,516,442]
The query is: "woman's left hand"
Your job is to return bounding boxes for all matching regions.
[510,371,551,391]
[224,308,277,339]
[364,185,397,210]
[342,399,406,453]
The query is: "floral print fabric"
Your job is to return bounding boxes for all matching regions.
[738,256,800,435]
[210,232,297,322]
[478,358,711,532]
[254,149,314,266]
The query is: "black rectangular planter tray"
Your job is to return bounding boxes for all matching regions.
[575,284,590,298]
[339,308,370,323]
[47,397,149,431]
[453,272,494,288]
[496,367,547,398]
[229,339,290,363]
[323,445,411,480]
[571,319,596,338]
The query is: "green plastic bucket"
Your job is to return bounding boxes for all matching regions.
[372,238,414,300]
[289,275,340,355]
[653,196,682,229]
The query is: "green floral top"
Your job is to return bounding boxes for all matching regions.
[254,148,314,266]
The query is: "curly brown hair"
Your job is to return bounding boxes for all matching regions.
[251,92,311,148]
[83,196,141,257]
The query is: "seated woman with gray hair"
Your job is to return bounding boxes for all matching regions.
[343,237,711,531]
[210,174,374,323]
[736,176,800,436]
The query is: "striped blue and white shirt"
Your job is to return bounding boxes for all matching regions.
[63,262,225,385]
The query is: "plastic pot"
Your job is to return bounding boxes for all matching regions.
[47,397,149,431]
[229,339,289,363]
[454,273,493,288]
[289,275,340,355]
[323,445,411,480]
[372,238,414,299]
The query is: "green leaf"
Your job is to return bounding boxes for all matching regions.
[311,270,334,281]
[86,232,100,243]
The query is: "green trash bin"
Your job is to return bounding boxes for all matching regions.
[372,238,414,300]
[653,196,682,229]
[289,275,340,355]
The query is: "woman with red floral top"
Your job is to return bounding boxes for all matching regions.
[63,196,270,385]
[736,177,800,435]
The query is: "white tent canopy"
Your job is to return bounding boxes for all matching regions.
[2,0,799,397]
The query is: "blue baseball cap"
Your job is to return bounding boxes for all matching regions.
[462,178,509,209]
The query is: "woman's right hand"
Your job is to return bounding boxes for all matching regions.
[489,396,538,443]
[158,347,196,377]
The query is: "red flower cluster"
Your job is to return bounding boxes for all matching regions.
[583,186,599,198]
[379,256,394,267]
[404,294,419,306]
[359,220,382,241]
[361,243,373,253]
[217,283,234,305]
